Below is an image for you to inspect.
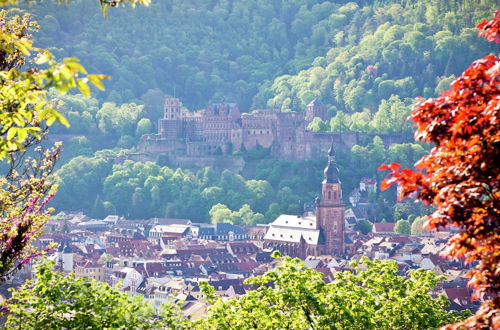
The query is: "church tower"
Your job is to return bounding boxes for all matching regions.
[316,143,345,255]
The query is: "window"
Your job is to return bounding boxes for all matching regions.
[328,191,331,199]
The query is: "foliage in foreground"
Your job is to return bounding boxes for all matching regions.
[196,255,469,329]
[2,256,470,329]
[3,260,162,329]
[0,10,107,279]
[380,10,500,329]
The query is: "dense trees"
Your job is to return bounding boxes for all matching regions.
[209,203,264,226]
[7,0,492,115]
[260,1,497,117]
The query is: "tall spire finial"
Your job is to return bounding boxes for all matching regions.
[324,140,340,184]
[328,139,336,163]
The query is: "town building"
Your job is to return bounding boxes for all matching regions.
[263,145,345,258]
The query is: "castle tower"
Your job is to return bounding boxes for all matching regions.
[305,97,326,121]
[315,143,345,255]
[164,97,182,120]
[159,98,182,138]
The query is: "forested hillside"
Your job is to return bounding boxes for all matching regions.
[22,0,497,113]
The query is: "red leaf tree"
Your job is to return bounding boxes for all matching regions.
[380,11,499,329]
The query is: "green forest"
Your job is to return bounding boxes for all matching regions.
[5,0,497,224]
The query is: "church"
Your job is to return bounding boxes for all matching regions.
[263,145,345,259]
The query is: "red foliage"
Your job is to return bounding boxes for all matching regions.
[478,10,500,43]
[380,11,500,329]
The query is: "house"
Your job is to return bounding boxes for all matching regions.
[103,215,122,225]
[226,242,259,257]
[443,287,473,309]
[372,222,395,234]
[75,261,105,282]
[149,224,191,239]
[243,225,268,241]
[196,223,248,241]
[360,177,377,193]
[111,267,144,293]
[77,219,108,232]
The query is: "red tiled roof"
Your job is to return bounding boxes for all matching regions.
[373,223,395,233]
[443,288,471,303]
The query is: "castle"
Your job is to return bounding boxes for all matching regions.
[138,97,406,161]
[263,145,345,258]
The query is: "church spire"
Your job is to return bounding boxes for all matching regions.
[323,142,340,184]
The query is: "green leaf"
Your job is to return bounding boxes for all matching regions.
[87,74,108,91]
[77,79,91,98]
